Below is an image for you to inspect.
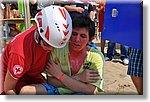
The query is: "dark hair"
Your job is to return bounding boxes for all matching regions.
[72,14,95,41]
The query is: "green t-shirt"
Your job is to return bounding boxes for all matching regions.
[49,43,104,94]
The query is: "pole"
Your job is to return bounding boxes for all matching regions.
[23,0,30,29]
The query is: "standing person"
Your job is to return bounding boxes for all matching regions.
[105,42,129,65]
[127,0,143,95]
[29,0,39,18]
[127,48,143,95]
[1,5,72,95]
[98,2,105,55]
[19,15,104,95]
[61,1,94,20]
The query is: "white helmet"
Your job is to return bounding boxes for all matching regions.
[35,5,72,48]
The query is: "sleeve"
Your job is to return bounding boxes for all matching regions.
[89,50,104,94]
[7,53,29,80]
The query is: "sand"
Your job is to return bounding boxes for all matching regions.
[94,39,138,95]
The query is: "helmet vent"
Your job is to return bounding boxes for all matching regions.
[55,23,60,32]
[40,28,44,33]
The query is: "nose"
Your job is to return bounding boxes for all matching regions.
[74,35,80,42]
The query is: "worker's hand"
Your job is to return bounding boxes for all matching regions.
[45,59,63,79]
[76,68,101,83]
[76,7,84,13]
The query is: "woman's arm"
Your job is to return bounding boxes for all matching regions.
[47,76,65,88]
[46,60,99,94]
[58,73,96,94]
[64,5,84,13]
[47,68,100,88]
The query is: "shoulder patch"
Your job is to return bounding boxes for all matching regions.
[13,65,23,75]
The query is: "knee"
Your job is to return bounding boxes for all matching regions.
[19,86,36,95]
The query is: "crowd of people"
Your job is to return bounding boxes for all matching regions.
[0,0,143,95]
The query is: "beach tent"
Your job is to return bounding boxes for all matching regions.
[102,0,143,50]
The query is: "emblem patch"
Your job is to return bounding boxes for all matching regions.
[13,65,23,75]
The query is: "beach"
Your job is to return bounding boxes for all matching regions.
[94,39,138,95]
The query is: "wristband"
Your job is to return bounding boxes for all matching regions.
[58,73,65,81]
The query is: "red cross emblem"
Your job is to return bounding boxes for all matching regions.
[13,65,23,75]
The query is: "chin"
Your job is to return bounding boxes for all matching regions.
[72,48,81,52]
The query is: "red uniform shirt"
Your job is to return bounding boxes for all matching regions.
[1,25,50,93]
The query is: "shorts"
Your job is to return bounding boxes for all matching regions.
[127,48,143,77]
[42,83,59,95]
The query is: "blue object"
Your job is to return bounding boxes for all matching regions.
[42,83,59,95]
[88,42,97,49]
[102,0,143,50]
[21,13,25,18]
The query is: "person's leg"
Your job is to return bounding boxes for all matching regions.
[20,83,59,95]
[105,42,115,60]
[120,45,129,65]
[131,76,143,95]
[127,48,143,94]
[120,44,129,60]
[18,74,47,94]
[19,84,47,95]
[101,37,106,55]
[95,21,99,41]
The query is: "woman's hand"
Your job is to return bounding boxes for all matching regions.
[45,60,63,79]
[75,68,101,83]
